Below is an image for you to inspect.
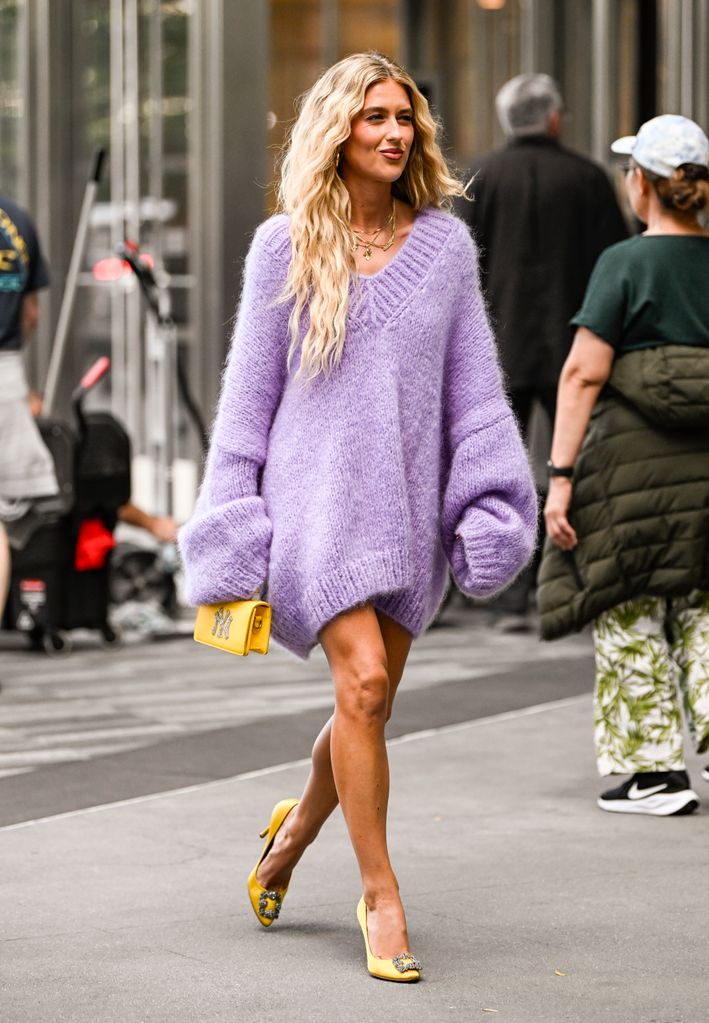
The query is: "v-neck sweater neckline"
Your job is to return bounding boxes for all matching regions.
[354,206,455,330]
[263,205,458,332]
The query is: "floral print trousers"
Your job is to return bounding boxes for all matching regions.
[593,591,709,776]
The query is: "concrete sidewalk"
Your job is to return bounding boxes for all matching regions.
[2,695,707,1023]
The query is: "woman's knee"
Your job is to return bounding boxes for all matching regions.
[335,662,390,725]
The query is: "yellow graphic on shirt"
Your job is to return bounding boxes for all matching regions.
[0,208,30,269]
[0,207,30,293]
[0,249,19,271]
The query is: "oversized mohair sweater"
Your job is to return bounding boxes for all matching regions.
[179,206,537,658]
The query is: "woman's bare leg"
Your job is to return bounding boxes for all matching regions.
[256,715,340,889]
[257,608,413,955]
[0,524,10,623]
[257,609,411,883]
[324,606,413,956]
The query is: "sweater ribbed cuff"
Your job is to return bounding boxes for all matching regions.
[178,492,272,607]
[452,512,537,598]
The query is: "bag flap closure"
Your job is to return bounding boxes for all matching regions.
[193,600,271,656]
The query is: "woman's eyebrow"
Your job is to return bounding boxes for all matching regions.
[361,105,414,115]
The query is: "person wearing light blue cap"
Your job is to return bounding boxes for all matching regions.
[538,113,709,816]
[611,113,709,186]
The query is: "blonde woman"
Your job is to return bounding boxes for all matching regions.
[179,53,536,982]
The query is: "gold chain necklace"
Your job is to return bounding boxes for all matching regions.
[350,206,394,236]
[350,202,397,260]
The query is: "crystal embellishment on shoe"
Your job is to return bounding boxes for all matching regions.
[356,896,421,982]
[258,889,283,921]
[247,798,300,928]
[392,952,422,973]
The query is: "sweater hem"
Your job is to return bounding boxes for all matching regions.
[269,549,414,659]
[270,560,448,654]
[303,548,413,635]
[270,556,452,660]
[374,572,449,639]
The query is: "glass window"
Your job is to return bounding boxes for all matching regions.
[267,0,403,206]
[139,0,190,315]
[67,2,191,437]
[268,0,325,206]
[406,0,524,167]
[339,0,400,56]
[0,0,26,199]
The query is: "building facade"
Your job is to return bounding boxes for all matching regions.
[1,0,707,477]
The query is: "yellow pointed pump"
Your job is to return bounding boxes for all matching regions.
[247,798,299,927]
[356,896,421,982]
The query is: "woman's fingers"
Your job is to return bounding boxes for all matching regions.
[544,510,577,549]
[548,514,577,550]
[544,482,578,550]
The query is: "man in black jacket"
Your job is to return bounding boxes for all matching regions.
[466,73,627,627]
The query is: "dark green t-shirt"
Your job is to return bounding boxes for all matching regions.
[571,234,709,352]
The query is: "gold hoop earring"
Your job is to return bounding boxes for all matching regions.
[333,146,341,168]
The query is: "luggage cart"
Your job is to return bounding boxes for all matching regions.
[3,358,131,654]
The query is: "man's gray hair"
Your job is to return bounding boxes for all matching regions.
[495,73,563,138]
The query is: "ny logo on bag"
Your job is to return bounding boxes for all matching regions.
[212,606,233,640]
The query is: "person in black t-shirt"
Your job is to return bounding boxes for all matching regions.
[0,193,50,352]
[0,194,55,630]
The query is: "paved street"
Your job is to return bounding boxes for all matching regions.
[0,602,592,826]
[2,603,708,1022]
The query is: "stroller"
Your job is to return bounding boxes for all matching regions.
[3,357,131,655]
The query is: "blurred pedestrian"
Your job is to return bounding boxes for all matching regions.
[116,500,178,544]
[466,73,627,629]
[0,193,56,629]
[179,52,536,980]
[539,114,709,816]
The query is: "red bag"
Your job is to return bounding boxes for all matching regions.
[74,518,116,571]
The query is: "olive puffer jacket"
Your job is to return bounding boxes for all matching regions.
[538,345,709,640]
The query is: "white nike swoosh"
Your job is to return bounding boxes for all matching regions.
[627,782,668,800]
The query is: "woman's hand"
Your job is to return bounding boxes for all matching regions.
[544,327,613,553]
[544,477,577,550]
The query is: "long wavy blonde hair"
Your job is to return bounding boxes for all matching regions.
[278,52,466,381]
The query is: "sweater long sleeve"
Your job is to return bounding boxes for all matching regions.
[179,220,290,605]
[440,229,538,596]
[179,208,537,658]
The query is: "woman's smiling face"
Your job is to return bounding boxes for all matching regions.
[340,79,414,185]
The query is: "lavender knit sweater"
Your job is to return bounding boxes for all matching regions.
[179,207,537,658]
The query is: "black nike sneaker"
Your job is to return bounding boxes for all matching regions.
[598,770,699,816]
[702,765,709,783]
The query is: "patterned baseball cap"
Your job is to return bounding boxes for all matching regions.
[611,114,709,177]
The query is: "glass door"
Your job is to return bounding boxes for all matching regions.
[69,0,192,466]
[0,0,27,200]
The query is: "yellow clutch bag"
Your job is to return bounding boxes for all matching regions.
[193,600,271,656]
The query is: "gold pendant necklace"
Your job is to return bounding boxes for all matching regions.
[351,202,396,261]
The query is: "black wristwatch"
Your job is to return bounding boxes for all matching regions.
[546,460,574,479]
